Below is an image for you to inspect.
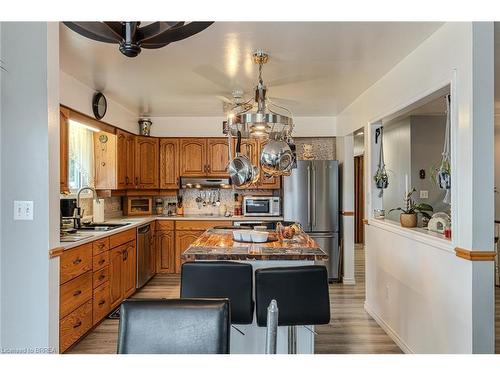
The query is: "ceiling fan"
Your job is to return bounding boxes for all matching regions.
[63,21,214,58]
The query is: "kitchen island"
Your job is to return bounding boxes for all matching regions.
[182,228,329,354]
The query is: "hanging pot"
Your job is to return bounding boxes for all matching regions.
[260,138,294,176]
[228,131,254,187]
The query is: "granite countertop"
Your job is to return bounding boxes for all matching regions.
[182,229,329,261]
[58,215,284,251]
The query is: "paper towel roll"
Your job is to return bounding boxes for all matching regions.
[93,199,105,223]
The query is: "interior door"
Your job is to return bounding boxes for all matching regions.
[311,160,339,232]
[283,160,312,231]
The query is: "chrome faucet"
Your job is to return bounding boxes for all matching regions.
[74,186,98,229]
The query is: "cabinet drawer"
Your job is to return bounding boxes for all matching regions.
[60,271,92,319]
[175,220,231,231]
[92,237,110,256]
[93,266,109,289]
[93,281,111,325]
[60,244,92,285]
[92,251,110,271]
[110,228,136,248]
[60,300,93,353]
[156,220,174,231]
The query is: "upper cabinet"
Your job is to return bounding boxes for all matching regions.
[116,129,136,189]
[60,107,70,193]
[159,138,180,189]
[206,138,230,176]
[180,138,229,177]
[135,136,159,189]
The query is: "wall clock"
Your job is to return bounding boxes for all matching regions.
[92,92,107,120]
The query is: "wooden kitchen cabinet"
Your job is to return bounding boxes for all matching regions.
[206,138,230,176]
[135,136,159,189]
[156,230,175,274]
[159,138,180,189]
[116,129,128,189]
[109,240,137,309]
[174,230,204,273]
[60,107,69,192]
[180,138,229,177]
[179,138,206,176]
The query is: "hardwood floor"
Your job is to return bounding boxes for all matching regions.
[69,244,500,354]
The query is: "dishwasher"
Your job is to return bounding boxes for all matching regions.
[137,223,155,288]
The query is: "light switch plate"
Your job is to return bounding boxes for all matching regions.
[14,201,34,221]
[419,190,429,199]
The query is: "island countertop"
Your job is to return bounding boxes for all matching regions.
[182,229,329,261]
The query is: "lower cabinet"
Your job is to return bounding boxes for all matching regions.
[156,230,175,274]
[59,300,93,353]
[174,230,204,273]
[93,282,111,325]
[109,240,137,310]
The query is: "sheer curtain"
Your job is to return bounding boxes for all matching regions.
[68,122,95,191]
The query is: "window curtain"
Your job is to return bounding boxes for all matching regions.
[68,122,94,190]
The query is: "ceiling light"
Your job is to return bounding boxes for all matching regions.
[69,119,100,132]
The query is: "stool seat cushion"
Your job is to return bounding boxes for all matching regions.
[117,298,230,354]
[255,265,330,327]
[181,261,254,324]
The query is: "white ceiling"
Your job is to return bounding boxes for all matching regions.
[59,22,443,117]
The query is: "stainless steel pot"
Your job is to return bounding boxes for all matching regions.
[260,138,294,176]
[228,131,255,187]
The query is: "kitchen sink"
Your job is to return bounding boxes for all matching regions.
[78,222,131,231]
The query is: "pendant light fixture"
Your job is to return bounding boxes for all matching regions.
[227,50,294,139]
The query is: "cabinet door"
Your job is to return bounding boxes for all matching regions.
[121,241,136,298]
[257,140,281,189]
[179,139,206,176]
[159,138,180,189]
[174,231,204,274]
[206,138,230,176]
[60,108,69,192]
[135,137,159,189]
[116,130,128,189]
[109,247,123,309]
[125,134,136,188]
[156,230,175,273]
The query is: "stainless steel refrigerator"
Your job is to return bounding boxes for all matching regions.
[283,160,340,281]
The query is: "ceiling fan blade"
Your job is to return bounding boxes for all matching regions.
[102,22,124,38]
[138,22,184,42]
[266,74,324,87]
[141,22,213,46]
[63,22,122,43]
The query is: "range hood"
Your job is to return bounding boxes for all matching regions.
[180,177,232,189]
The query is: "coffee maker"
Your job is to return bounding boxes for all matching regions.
[60,198,77,230]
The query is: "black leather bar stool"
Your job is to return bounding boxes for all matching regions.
[117,298,230,354]
[255,265,330,354]
[181,261,254,325]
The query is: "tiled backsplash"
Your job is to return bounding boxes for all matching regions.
[294,137,336,160]
[78,196,123,219]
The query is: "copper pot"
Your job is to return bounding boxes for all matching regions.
[400,213,417,228]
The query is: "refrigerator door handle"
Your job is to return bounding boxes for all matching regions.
[307,165,312,230]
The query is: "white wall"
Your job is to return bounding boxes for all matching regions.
[1,22,60,351]
[336,22,495,353]
[60,71,137,134]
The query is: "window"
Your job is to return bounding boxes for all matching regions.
[68,120,95,191]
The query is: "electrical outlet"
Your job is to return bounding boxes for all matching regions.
[419,190,429,199]
[13,201,34,221]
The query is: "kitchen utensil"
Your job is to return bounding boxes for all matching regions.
[260,137,294,176]
[212,191,217,207]
[202,191,207,207]
[216,190,221,206]
[228,131,255,187]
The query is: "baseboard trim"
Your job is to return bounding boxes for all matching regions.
[364,301,413,354]
[342,277,356,285]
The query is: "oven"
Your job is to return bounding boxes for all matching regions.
[242,196,280,217]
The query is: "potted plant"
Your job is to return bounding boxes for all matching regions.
[389,188,433,228]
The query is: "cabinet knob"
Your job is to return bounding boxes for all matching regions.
[73,321,82,329]
[73,258,82,265]
[98,274,105,281]
[135,177,139,185]
[98,299,106,306]
[126,176,129,184]
[98,259,105,265]
[73,290,82,297]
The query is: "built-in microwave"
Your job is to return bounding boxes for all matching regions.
[243,196,280,217]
